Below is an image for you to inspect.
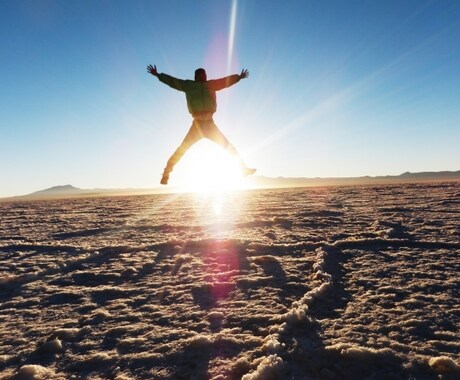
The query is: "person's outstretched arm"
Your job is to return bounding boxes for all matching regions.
[147,64,186,92]
[208,68,249,91]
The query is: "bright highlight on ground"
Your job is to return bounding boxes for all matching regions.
[172,141,248,194]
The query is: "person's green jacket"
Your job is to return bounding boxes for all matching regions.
[157,73,241,116]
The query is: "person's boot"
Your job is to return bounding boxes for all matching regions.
[160,170,169,185]
[161,163,174,185]
[242,167,256,177]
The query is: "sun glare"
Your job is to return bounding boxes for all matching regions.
[172,141,247,194]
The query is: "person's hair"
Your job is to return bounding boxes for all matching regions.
[195,68,207,81]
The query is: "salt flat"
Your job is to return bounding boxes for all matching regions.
[0,182,459,379]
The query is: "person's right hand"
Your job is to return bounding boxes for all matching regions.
[147,64,158,76]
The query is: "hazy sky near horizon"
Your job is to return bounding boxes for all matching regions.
[1,0,459,197]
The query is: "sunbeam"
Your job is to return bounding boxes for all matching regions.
[248,19,457,161]
[227,0,238,73]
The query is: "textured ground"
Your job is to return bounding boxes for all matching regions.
[0,182,459,379]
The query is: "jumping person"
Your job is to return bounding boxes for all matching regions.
[147,64,256,185]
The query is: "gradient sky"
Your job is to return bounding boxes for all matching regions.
[1,0,459,197]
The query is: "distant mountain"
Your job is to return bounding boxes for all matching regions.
[21,185,159,199]
[398,171,460,179]
[248,170,460,188]
[29,185,87,196]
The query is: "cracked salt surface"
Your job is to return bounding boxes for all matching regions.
[0,182,459,379]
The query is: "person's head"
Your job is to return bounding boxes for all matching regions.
[194,68,207,82]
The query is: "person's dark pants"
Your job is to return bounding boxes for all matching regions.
[164,118,245,174]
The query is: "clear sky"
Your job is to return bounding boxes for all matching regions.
[1,0,459,197]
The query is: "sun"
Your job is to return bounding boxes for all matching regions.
[171,141,248,193]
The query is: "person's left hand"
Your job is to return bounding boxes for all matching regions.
[240,68,249,79]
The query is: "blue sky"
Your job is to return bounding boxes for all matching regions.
[1,0,459,197]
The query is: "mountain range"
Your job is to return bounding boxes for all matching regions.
[2,170,460,200]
